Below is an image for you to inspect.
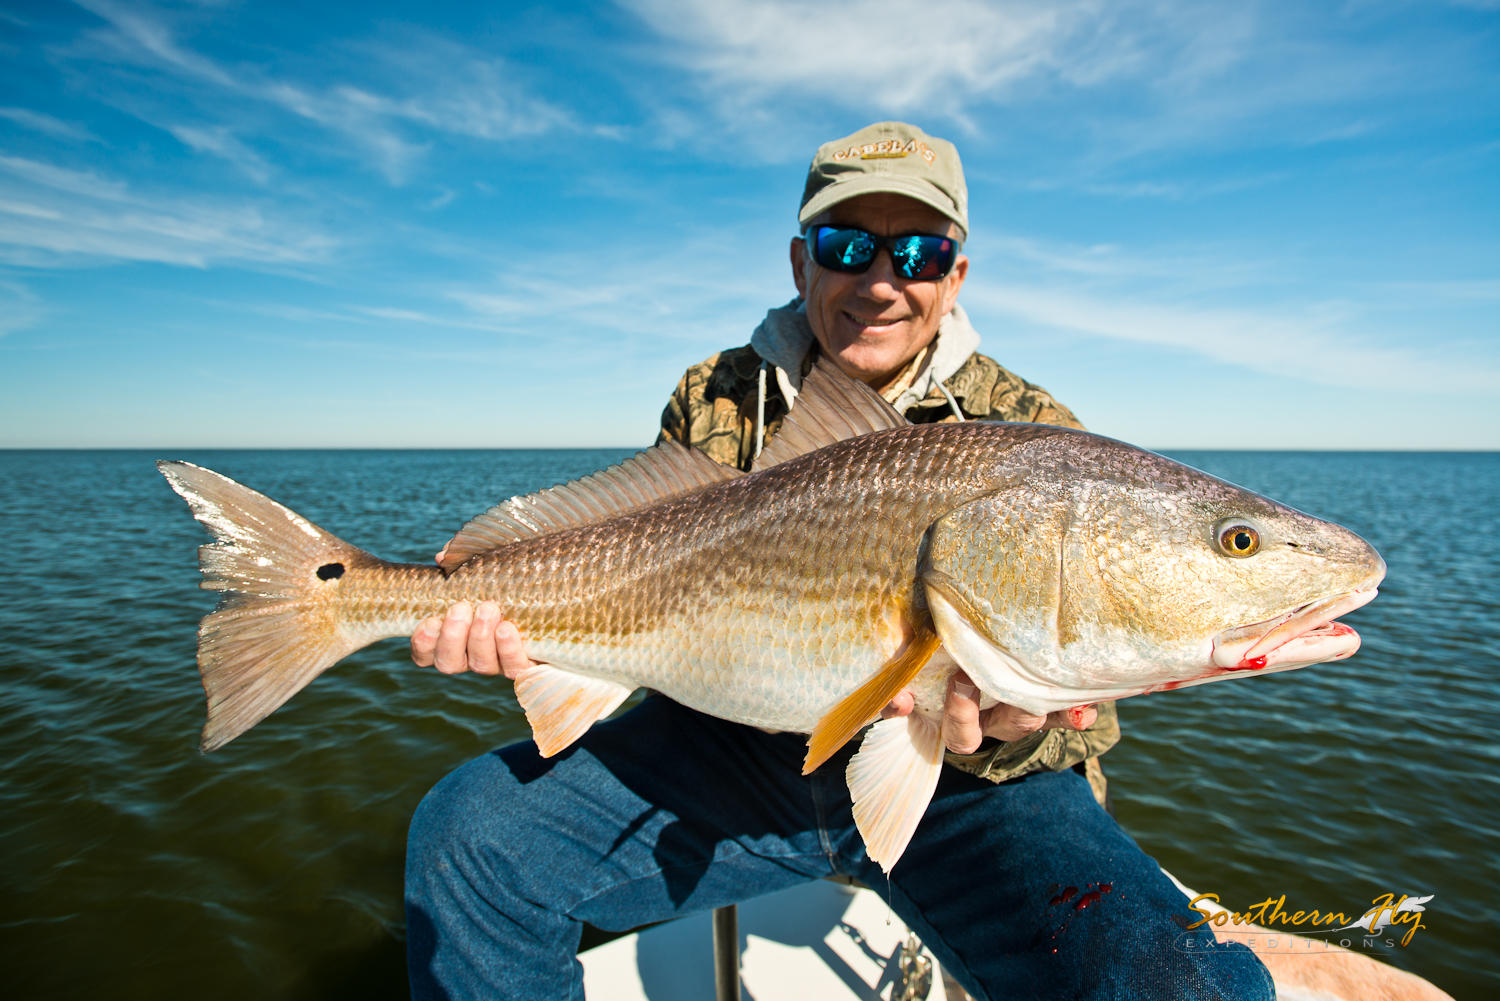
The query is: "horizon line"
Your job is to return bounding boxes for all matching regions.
[2,446,1498,455]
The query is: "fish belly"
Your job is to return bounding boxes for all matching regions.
[518,608,907,734]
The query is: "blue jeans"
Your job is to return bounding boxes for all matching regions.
[405,696,1272,1000]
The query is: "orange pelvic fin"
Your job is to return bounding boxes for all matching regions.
[803,621,941,775]
[513,664,636,757]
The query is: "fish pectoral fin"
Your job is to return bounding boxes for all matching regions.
[847,714,945,873]
[803,622,941,775]
[920,568,992,637]
[512,665,635,757]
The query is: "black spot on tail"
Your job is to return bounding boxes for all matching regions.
[317,562,345,581]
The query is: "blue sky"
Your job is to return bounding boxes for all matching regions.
[1,0,1496,449]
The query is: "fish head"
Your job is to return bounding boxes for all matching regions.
[922,434,1386,714]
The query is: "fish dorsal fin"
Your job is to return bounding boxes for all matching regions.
[440,441,741,570]
[751,357,910,472]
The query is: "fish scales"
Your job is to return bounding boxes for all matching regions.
[328,424,1064,733]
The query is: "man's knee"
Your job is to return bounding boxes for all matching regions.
[410,757,483,847]
[1151,937,1276,1001]
[407,753,524,890]
[405,752,590,1000]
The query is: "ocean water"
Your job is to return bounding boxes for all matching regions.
[0,449,1495,999]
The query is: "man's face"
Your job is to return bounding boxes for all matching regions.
[791,192,969,392]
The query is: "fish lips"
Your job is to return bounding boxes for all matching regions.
[1210,586,1380,672]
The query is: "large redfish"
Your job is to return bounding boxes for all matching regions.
[159,361,1384,870]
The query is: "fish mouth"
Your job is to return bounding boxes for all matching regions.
[1210,587,1379,672]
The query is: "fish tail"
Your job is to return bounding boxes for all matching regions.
[158,460,392,753]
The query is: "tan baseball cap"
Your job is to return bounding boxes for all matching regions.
[798,121,969,239]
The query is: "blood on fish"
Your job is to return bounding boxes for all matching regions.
[1228,655,1268,671]
[1066,705,1094,727]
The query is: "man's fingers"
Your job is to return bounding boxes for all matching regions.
[942,671,983,754]
[410,615,442,667]
[466,602,502,676]
[414,601,528,679]
[1052,705,1098,731]
[433,602,474,675]
[880,690,915,720]
[978,702,1050,743]
[493,619,536,680]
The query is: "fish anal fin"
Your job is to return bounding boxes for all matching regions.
[751,357,909,472]
[512,664,635,757]
[440,442,742,571]
[803,622,940,775]
[847,714,945,872]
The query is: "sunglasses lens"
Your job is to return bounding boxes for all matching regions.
[891,235,954,280]
[809,227,957,280]
[812,227,877,272]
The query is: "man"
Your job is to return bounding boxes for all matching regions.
[405,122,1273,1000]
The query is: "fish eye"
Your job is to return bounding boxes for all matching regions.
[1214,521,1261,558]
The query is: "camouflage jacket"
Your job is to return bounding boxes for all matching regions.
[660,343,1086,471]
[657,341,1120,799]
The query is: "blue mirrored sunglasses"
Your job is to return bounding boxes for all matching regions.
[805,225,959,281]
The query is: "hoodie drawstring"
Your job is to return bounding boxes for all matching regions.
[754,361,768,460]
[937,379,965,422]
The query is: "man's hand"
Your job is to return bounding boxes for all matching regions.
[880,670,1096,754]
[410,601,538,679]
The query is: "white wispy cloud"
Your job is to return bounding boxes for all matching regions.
[979,234,1278,288]
[617,0,1230,117]
[73,1,574,182]
[0,280,43,336]
[947,223,1500,396]
[964,279,1500,394]
[441,236,789,344]
[166,124,271,183]
[74,0,238,85]
[279,224,799,368]
[0,107,103,142]
[0,156,128,200]
[0,155,334,267]
[615,0,1463,173]
[258,58,572,182]
[1387,279,1500,301]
